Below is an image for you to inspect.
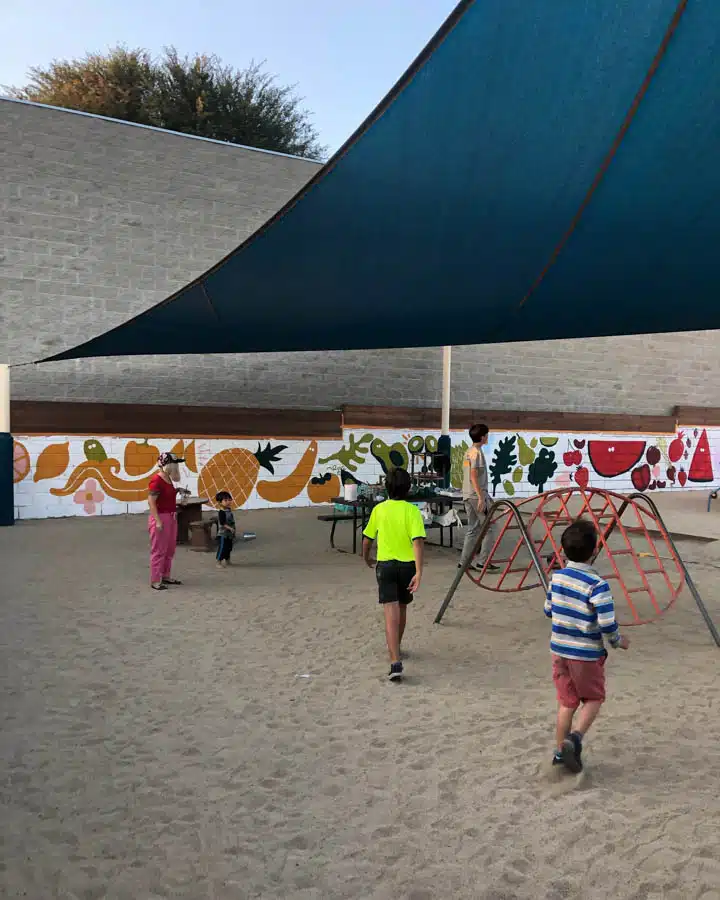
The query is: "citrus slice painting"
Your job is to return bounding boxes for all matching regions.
[13,440,31,483]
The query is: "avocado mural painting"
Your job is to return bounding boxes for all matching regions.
[9,426,720,520]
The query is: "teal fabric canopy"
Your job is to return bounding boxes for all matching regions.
[45,0,719,362]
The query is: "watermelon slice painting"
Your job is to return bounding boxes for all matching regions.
[688,429,714,483]
[588,441,646,479]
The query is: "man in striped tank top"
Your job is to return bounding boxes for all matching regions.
[544,519,630,772]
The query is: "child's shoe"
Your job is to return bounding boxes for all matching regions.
[560,733,583,773]
[388,662,403,682]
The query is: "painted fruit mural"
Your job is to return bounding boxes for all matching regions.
[308,472,341,503]
[688,429,714,482]
[11,425,720,522]
[588,441,646,478]
[256,442,319,502]
[34,442,70,483]
[13,440,31,484]
[198,443,287,508]
[124,439,160,476]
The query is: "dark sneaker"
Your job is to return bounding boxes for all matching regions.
[569,732,583,766]
[552,753,564,767]
[560,735,583,773]
[388,662,404,682]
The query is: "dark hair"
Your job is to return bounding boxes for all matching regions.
[385,467,412,500]
[469,423,489,443]
[561,519,597,563]
[215,491,233,503]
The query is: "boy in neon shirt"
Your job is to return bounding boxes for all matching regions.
[362,468,426,681]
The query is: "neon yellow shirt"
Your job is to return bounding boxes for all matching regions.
[363,500,426,562]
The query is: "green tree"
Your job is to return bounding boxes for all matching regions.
[8,46,326,159]
[527,448,558,493]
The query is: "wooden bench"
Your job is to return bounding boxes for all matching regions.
[189,517,218,552]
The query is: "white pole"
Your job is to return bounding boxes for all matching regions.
[0,365,9,432]
[441,346,452,435]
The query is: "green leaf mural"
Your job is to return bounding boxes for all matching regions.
[527,448,558,493]
[450,441,469,489]
[319,433,373,472]
[490,435,518,496]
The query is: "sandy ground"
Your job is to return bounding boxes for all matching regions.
[1,507,720,900]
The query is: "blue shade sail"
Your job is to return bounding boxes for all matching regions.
[44,0,720,362]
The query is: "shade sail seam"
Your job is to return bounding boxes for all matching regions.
[517,0,691,310]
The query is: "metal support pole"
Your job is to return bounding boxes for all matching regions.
[629,492,720,648]
[0,364,14,527]
[441,346,452,435]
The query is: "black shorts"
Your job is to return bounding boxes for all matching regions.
[376,560,416,605]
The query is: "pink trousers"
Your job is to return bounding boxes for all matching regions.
[149,513,177,583]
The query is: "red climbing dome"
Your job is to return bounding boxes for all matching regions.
[435,488,719,646]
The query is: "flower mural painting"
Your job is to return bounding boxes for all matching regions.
[73,479,105,515]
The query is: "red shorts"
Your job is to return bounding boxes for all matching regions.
[552,654,606,708]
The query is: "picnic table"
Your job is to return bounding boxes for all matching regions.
[319,493,465,555]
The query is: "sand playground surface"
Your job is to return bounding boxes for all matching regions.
[1,507,720,900]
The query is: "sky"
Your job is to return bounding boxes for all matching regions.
[0,0,459,155]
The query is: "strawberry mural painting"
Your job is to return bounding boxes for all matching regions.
[631,464,652,492]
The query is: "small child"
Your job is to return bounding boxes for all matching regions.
[215,491,236,568]
[362,468,426,682]
[545,519,630,772]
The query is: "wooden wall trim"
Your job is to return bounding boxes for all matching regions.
[12,400,690,438]
[342,405,677,435]
[674,406,720,426]
[11,401,342,439]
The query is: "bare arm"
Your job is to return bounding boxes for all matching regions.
[470,462,487,507]
[362,536,375,568]
[409,538,424,592]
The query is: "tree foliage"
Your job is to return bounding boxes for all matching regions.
[8,46,326,159]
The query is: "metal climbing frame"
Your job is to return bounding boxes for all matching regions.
[434,487,720,648]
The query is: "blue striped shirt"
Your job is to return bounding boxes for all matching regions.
[544,562,620,661]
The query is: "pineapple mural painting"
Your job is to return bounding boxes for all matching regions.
[198,443,286,508]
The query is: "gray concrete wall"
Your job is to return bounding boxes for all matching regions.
[2,98,718,416]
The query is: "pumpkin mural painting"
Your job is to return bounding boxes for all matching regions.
[124,439,160,476]
[307,472,341,504]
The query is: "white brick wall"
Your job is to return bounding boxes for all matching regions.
[2,98,719,415]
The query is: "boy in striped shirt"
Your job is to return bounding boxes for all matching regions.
[545,519,629,772]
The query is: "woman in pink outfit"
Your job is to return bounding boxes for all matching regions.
[148,451,185,591]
